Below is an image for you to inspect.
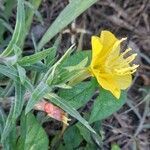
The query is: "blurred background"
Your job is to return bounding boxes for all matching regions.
[0,0,150,149]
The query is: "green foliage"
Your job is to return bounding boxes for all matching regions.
[1,0,25,56]
[59,81,95,109]
[62,50,91,67]
[17,112,49,150]
[0,108,6,137]
[25,81,51,114]
[111,144,121,150]
[89,88,126,123]
[45,93,97,135]
[1,81,25,147]
[63,125,83,149]
[76,123,93,144]
[37,0,97,50]
[0,0,15,43]
[0,18,13,33]
[18,47,55,66]
[0,0,128,149]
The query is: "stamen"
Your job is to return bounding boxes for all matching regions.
[125,54,137,63]
[120,37,127,42]
[119,69,137,75]
[120,48,132,57]
[114,64,139,75]
[62,116,71,126]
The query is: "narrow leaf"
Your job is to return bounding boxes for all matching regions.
[13,81,26,119]
[1,81,25,144]
[0,107,6,136]
[0,64,34,91]
[18,47,55,66]
[17,64,26,84]
[38,0,97,50]
[45,93,96,135]
[25,82,51,114]
[1,0,25,56]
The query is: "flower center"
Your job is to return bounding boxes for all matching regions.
[105,48,139,76]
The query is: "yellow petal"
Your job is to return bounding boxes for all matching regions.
[91,36,102,57]
[91,36,103,68]
[107,38,127,62]
[96,74,121,99]
[115,74,132,89]
[99,30,118,56]
[111,38,127,57]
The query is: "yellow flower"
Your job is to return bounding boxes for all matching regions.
[89,30,138,99]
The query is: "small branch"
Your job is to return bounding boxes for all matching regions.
[134,93,150,136]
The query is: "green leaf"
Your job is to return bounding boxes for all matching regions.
[62,50,91,67]
[17,64,26,84]
[0,107,6,136]
[18,47,55,66]
[85,143,97,150]
[0,80,14,97]
[54,83,72,89]
[0,0,16,44]
[0,64,33,91]
[17,112,49,150]
[45,48,57,67]
[111,144,121,150]
[2,0,16,18]
[37,0,97,50]
[24,1,43,25]
[0,18,13,33]
[0,106,15,149]
[45,36,59,66]
[63,125,83,149]
[65,57,88,72]
[59,81,95,109]
[14,44,22,57]
[25,81,51,114]
[89,88,126,123]
[76,123,92,144]
[13,81,26,119]
[1,81,25,145]
[0,64,18,81]
[24,62,47,73]
[20,0,42,48]
[25,0,42,33]
[52,50,91,85]
[46,45,75,85]
[1,0,25,56]
[44,93,96,135]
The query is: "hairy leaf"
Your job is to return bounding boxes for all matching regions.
[1,0,25,56]
[59,81,95,109]
[17,112,49,150]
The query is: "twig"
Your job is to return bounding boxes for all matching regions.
[122,94,150,115]
[134,93,150,136]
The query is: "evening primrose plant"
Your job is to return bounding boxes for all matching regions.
[0,0,138,149]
